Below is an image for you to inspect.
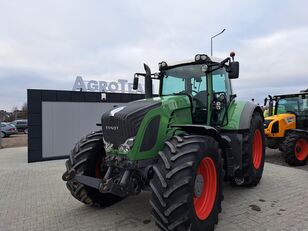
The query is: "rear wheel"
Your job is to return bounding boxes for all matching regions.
[233,112,265,187]
[150,134,223,231]
[283,133,308,166]
[62,131,122,207]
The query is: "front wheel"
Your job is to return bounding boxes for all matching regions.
[150,134,223,231]
[1,132,5,138]
[62,131,122,207]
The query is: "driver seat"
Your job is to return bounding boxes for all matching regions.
[192,90,207,124]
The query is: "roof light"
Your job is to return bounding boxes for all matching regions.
[195,54,207,62]
[200,54,207,61]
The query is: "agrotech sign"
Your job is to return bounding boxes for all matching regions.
[72,76,145,93]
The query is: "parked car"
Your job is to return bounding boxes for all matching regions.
[1,122,18,138]
[11,119,28,133]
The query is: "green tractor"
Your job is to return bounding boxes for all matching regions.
[62,53,265,231]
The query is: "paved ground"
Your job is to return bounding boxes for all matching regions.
[265,148,308,171]
[0,147,307,231]
[0,134,27,149]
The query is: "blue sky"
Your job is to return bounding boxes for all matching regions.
[1,0,308,110]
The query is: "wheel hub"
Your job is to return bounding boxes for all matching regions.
[294,138,308,161]
[194,174,204,198]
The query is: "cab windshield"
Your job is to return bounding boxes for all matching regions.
[276,97,301,114]
[161,64,231,103]
[162,64,207,96]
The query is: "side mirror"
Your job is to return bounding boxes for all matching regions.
[228,61,239,79]
[133,74,139,90]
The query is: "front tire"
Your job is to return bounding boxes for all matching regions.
[1,131,5,138]
[62,131,122,207]
[150,134,223,231]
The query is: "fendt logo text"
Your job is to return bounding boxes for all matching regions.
[105,126,119,131]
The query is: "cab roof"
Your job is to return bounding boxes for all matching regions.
[160,55,224,71]
[167,56,223,66]
[274,91,308,99]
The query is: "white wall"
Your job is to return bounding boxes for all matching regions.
[42,102,125,158]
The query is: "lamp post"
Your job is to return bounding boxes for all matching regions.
[0,119,2,148]
[211,29,226,56]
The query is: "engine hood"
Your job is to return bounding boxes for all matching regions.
[265,113,295,122]
[101,95,191,157]
[101,99,161,150]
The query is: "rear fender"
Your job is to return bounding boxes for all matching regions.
[239,102,264,130]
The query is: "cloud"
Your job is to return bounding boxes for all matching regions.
[233,27,308,103]
[0,0,308,110]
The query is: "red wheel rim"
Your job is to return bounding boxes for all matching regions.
[193,157,217,220]
[252,129,262,169]
[294,139,308,161]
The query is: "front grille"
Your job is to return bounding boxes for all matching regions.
[101,100,161,149]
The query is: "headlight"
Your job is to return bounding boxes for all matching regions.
[118,137,135,153]
[103,138,114,152]
[263,120,272,129]
[215,101,222,111]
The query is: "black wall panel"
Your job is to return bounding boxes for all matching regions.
[27,89,144,162]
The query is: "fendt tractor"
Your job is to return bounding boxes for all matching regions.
[62,52,266,231]
[264,90,308,166]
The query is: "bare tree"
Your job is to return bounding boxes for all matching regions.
[20,103,28,119]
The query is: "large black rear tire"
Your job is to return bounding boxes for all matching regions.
[63,131,122,207]
[233,112,265,187]
[150,134,223,231]
[283,133,308,166]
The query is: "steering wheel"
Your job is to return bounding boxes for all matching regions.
[192,90,198,95]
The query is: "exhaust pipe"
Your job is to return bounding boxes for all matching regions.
[144,63,153,98]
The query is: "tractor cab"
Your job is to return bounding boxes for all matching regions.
[134,53,239,126]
